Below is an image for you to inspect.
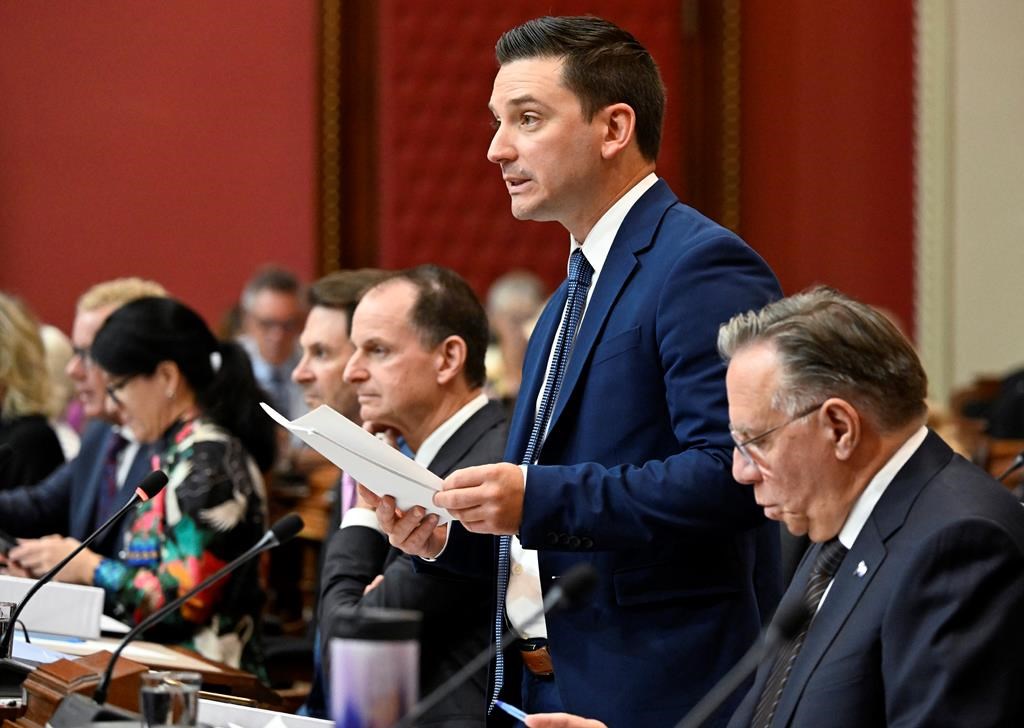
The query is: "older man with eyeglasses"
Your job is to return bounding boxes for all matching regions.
[528,286,1024,728]
[0,278,167,577]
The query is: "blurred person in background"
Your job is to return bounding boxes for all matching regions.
[0,278,167,571]
[0,292,64,486]
[238,265,308,420]
[25,297,274,673]
[485,270,547,405]
[39,323,81,459]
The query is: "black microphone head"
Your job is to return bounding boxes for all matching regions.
[271,513,304,545]
[136,470,169,500]
[0,444,12,469]
[555,563,598,609]
[770,599,810,644]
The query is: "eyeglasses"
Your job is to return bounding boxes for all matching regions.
[71,345,93,368]
[105,375,138,408]
[731,401,825,468]
[251,316,301,334]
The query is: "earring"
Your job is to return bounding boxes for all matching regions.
[166,390,175,399]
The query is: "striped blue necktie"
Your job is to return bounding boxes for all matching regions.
[491,248,594,709]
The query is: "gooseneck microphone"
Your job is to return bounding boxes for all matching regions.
[89,512,304,706]
[673,599,810,728]
[393,562,599,728]
[997,450,1024,484]
[0,469,168,657]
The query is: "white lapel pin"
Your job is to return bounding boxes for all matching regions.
[855,561,868,577]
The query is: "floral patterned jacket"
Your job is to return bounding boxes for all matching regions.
[94,417,267,673]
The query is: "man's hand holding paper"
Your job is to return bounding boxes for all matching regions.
[435,462,525,535]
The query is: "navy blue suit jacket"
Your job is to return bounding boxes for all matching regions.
[0,420,152,558]
[444,180,783,726]
[728,431,1024,727]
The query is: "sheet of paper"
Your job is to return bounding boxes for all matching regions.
[261,402,450,524]
[101,614,131,634]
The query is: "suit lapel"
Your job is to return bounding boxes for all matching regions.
[771,525,887,727]
[544,181,678,439]
[71,424,115,540]
[772,430,953,726]
[428,401,505,478]
[505,290,566,462]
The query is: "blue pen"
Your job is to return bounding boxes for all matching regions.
[495,700,529,723]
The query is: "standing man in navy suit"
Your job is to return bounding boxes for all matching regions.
[0,278,166,573]
[371,16,782,727]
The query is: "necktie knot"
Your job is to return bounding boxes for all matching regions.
[812,538,848,580]
[568,248,593,285]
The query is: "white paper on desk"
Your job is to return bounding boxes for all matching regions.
[260,402,451,525]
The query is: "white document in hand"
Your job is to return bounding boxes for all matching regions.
[261,402,451,524]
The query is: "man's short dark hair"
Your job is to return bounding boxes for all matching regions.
[496,15,666,161]
[373,265,489,389]
[308,269,388,335]
[241,265,302,312]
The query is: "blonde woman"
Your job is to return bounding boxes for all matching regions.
[0,293,64,486]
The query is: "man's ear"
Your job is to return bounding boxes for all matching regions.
[599,103,637,160]
[435,336,468,386]
[822,398,861,461]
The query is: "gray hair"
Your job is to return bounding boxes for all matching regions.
[240,265,302,313]
[717,286,928,432]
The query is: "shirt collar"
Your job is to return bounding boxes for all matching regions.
[569,173,659,280]
[838,425,929,549]
[413,393,490,468]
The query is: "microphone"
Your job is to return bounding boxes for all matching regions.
[0,444,12,471]
[0,470,168,657]
[392,562,598,728]
[88,513,304,706]
[997,450,1024,483]
[673,599,809,728]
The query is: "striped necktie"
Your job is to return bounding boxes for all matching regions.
[751,537,849,728]
[491,248,594,709]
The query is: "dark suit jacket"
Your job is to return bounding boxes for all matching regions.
[0,414,64,487]
[319,400,509,727]
[0,420,152,558]
[728,431,1024,727]
[442,179,783,727]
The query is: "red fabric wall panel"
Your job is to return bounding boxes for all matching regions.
[741,1,915,330]
[377,0,687,298]
[0,1,318,331]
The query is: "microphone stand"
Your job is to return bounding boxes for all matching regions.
[46,514,304,727]
[392,563,597,728]
[0,471,168,658]
[673,600,809,728]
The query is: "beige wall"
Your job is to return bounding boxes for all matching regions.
[916,0,1024,401]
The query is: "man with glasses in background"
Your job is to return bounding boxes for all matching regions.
[238,265,308,420]
[0,278,167,575]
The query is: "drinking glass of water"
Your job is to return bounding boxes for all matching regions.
[139,671,201,728]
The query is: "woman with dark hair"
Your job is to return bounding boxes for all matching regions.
[43,296,274,673]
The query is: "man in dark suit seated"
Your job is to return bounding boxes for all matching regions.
[528,286,1024,727]
[0,278,166,574]
[319,265,512,727]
